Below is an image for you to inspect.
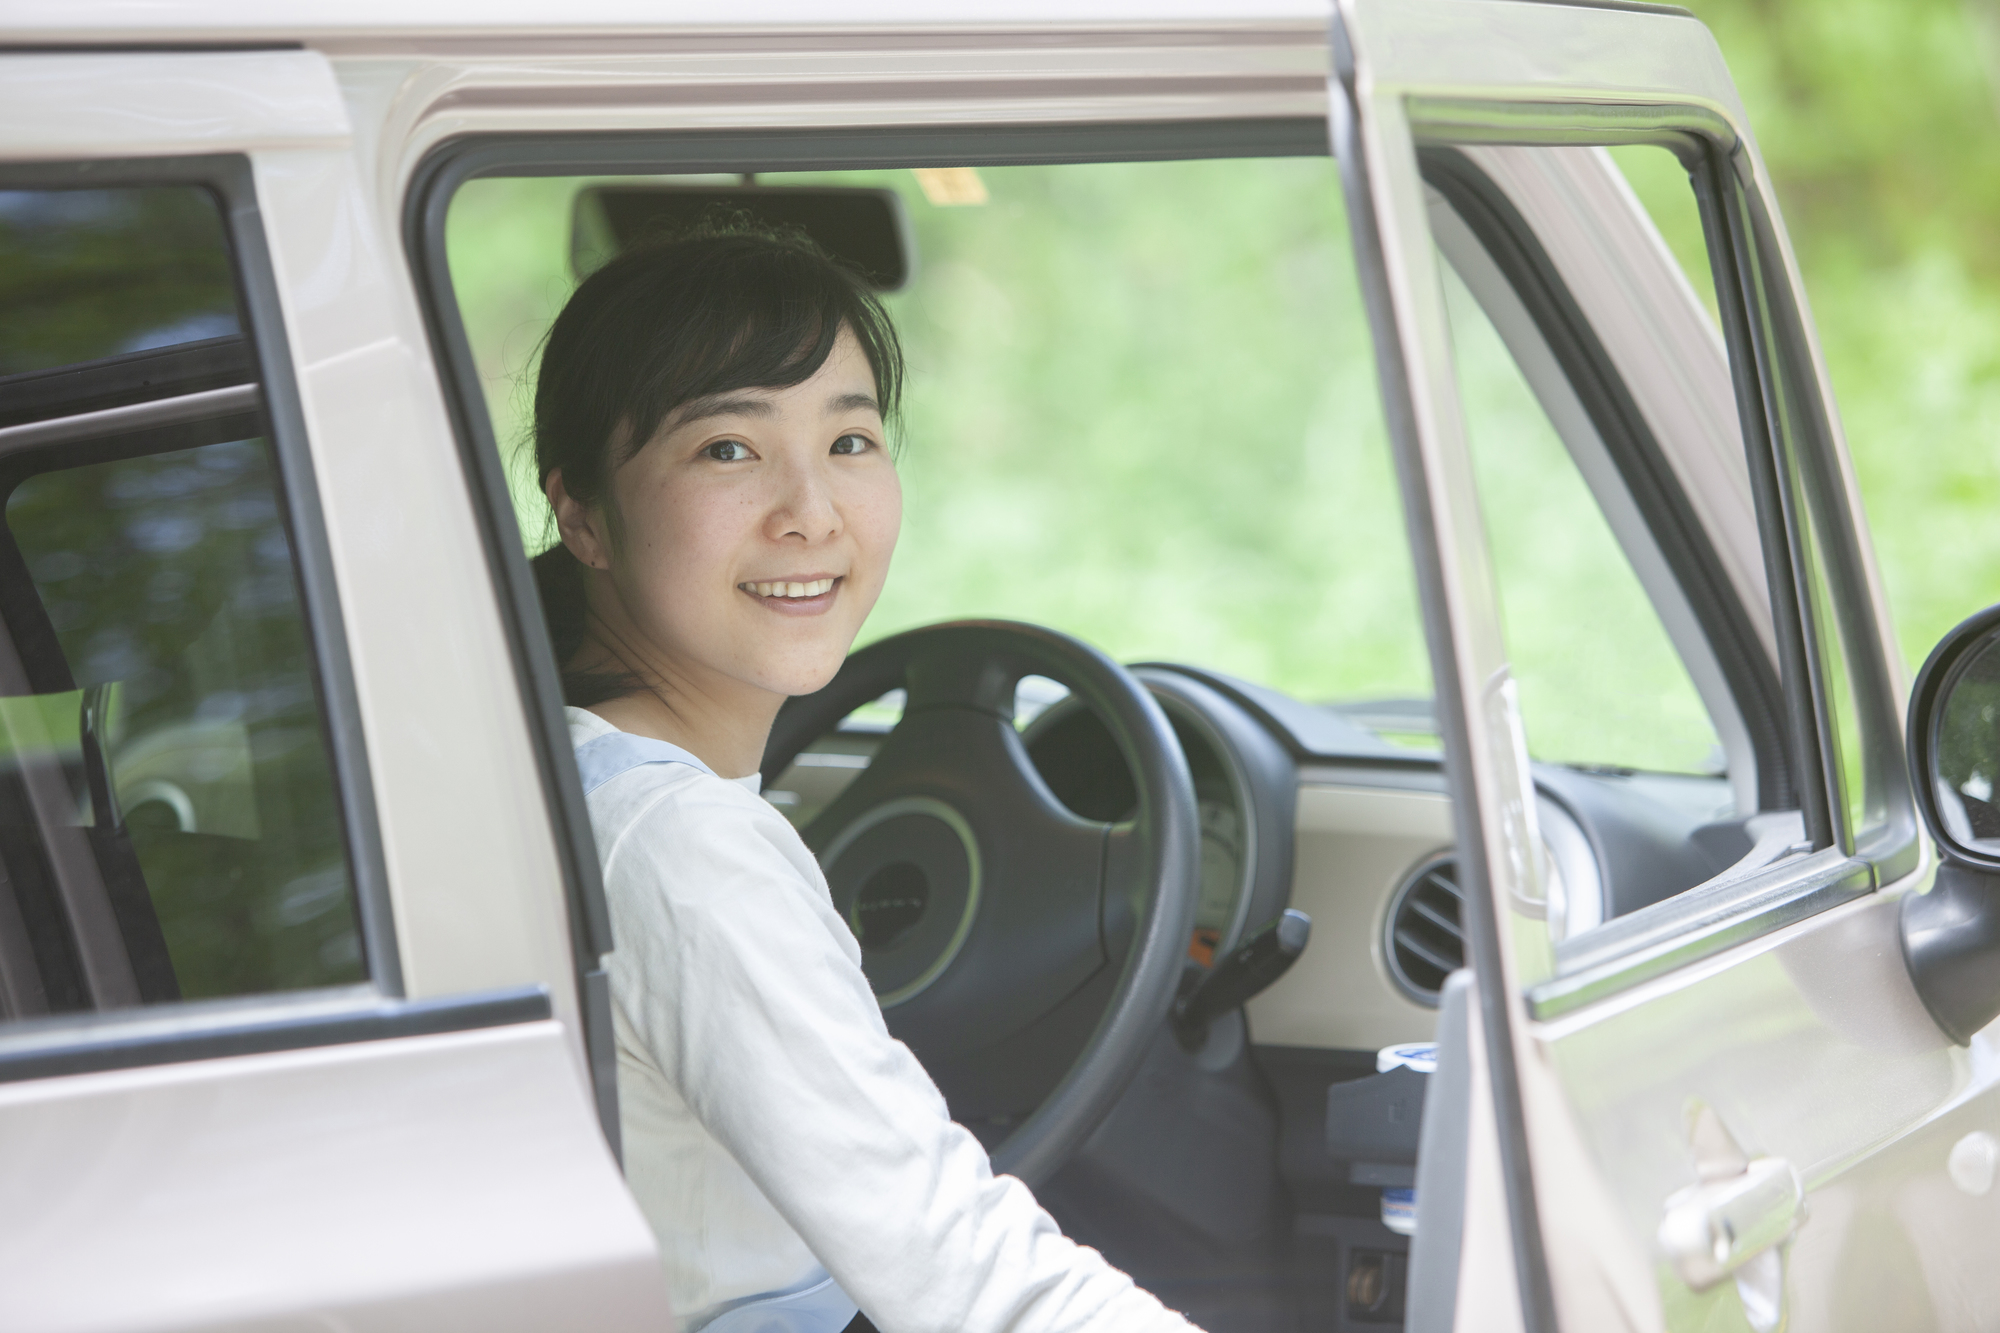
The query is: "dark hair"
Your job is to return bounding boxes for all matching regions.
[529,225,905,706]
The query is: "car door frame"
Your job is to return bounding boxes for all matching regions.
[1332,1,1941,1328]
[0,47,668,1331]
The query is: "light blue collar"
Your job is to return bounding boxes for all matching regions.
[690,1268,859,1333]
[572,730,716,796]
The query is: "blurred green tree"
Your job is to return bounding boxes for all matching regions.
[1688,0,2000,668]
[445,3,2000,703]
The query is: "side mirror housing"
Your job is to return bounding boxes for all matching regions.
[1902,601,2000,1044]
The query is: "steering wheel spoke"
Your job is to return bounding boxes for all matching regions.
[809,706,1108,1049]
[1100,820,1146,957]
[900,636,1023,715]
[762,620,1201,1185]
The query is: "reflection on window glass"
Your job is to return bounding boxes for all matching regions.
[5,438,361,1001]
[1791,400,1911,859]
[1733,202,1912,860]
[1605,145,1720,329]
[1935,635,2000,856]
[1797,509,1871,847]
[1440,258,1723,776]
[447,160,1429,712]
[0,187,242,375]
[0,181,361,1019]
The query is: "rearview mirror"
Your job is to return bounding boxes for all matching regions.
[1901,602,2000,1043]
[570,184,913,290]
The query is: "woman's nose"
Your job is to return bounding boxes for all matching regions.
[766,454,841,543]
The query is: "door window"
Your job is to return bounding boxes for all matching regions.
[445,159,1429,714]
[1747,225,1918,870]
[0,181,364,1018]
[1426,144,1798,934]
[1601,139,1913,875]
[1442,257,1724,780]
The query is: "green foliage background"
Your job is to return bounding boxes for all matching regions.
[451,160,1434,711]
[1683,0,2000,668]
[447,1,2000,772]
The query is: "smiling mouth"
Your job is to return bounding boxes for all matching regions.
[739,576,840,601]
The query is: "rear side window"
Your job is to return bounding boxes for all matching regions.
[0,182,363,1019]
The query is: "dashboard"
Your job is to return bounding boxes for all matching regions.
[767,658,1756,1056]
[1018,667,1295,969]
[1017,665,1449,1050]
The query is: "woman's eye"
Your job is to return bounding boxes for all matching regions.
[703,439,752,462]
[831,433,873,456]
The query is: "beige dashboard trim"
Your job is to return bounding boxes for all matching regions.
[1247,780,1447,1051]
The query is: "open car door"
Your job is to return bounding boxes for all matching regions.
[1334,2,1992,1329]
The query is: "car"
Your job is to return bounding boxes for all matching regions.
[2,1,1997,1330]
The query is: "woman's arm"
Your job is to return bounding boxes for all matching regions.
[604,779,1196,1333]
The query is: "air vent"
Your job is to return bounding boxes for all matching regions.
[1385,855,1466,1006]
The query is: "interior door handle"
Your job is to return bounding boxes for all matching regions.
[1656,1153,1803,1291]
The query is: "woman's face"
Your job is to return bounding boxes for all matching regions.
[580,328,902,703]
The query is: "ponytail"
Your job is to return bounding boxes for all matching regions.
[530,543,634,707]
[530,543,589,668]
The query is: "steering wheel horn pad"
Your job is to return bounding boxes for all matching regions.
[821,796,981,1006]
[763,621,1202,1185]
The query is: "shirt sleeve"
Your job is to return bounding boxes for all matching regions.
[602,778,1198,1333]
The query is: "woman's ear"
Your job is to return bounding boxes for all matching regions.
[547,469,612,571]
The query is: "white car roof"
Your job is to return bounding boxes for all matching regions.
[0,0,1333,46]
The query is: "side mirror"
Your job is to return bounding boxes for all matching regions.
[1901,602,2000,1043]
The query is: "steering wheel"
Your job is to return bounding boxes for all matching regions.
[761,620,1201,1186]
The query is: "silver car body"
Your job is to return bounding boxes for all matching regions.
[0,2,1978,1330]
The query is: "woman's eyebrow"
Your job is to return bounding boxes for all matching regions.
[828,391,881,415]
[668,394,774,432]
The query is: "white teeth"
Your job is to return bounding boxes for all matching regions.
[743,578,836,599]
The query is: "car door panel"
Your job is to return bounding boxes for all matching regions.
[0,48,666,1330]
[1333,6,1584,1324]
[0,1005,667,1332]
[232,65,592,1024]
[1338,0,1975,1327]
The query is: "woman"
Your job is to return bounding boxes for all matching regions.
[532,228,1197,1333]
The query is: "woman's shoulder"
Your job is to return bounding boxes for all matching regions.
[570,709,713,790]
[565,708,809,872]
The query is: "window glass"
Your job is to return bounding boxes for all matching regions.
[1715,169,1910,867]
[446,159,1428,714]
[1605,145,1721,330]
[1596,144,1914,872]
[1439,256,1724,779]
[1782,320,1910,862]
[1799,504,1875,848]
[0,188,242,373]
[0,183,362,1020]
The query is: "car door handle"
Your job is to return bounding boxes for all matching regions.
[1656,1154,1803,1291]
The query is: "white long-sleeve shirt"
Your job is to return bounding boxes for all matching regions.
[569,708,1195,1333]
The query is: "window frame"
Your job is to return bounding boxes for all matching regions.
[402,118,1337,1150]
[1386,121,1917,1017]
[0,154,538,1084]
[1418,145,1792,813]
[1716,161,1919,877]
